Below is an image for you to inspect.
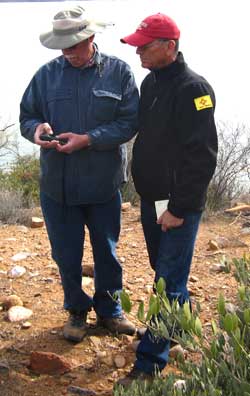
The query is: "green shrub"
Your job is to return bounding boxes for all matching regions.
[115,256,250,396]
[0,155,40,206]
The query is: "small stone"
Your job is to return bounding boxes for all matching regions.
[8,265,26,278]
[114,355,126,368]
[174,379,186,391]
[120,257,126,263]
[189,275,199,283]
[11,253,31,262]
[207,240,219,251]
[31,217,44,228]
[82,277,92,286]
[22,321,32,329]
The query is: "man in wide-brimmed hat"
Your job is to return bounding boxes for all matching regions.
[20,5,138,342]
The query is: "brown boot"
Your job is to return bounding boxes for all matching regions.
[63,311,88,342]
[97,315,136,335]
[116,367,153,388]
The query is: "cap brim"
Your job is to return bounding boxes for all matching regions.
[120,32,154,47]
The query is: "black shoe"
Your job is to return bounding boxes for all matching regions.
[63,311,88,342]
[116,367,154,388]
[97,315,136,335]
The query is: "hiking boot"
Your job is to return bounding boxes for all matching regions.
[116,367,153,388]
[97,315,136,335]
[63,311,88,342]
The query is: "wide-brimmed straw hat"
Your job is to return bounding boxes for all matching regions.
[40,5,108,50]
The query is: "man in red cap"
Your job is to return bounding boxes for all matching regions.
[117,13,218,386]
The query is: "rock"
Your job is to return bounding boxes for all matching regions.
[22,321,32,329]
[1,295,23,310]
[207,240,220,251]
[209,263,227,273]
[189,275,199,283]
[7,306,33,322]
[8,265,26,278]
[11,252,31,262]
[30,351,73,375]
[121,202,131,212]
[82,264,94,278]
[31,217,44,228]
[114,355,126,368]
[67,385,97,395]
[169,345,186,360]
[174,379,186,391]
[82,277,92,286]
[120,257,126,263]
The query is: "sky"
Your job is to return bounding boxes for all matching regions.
[0,0,250,156]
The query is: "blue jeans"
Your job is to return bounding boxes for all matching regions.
[135,199,202,374]
[40,191,123,318]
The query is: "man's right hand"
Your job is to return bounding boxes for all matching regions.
[34,123,58,148]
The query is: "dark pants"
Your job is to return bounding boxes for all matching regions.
[135,199,202,374]
[40,191,123,318]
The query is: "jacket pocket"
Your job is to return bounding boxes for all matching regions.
[91,89,122,121]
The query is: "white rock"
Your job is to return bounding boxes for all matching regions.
[8,265,26,278]
[11,252,31,262]
[7,306,33,322]
[82,277,92,286]
[174,380,186,391]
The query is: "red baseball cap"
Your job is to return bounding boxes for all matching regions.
[121,13,180,47]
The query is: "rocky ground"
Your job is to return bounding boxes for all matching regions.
[0,204,249,396]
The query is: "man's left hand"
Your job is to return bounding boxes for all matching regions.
[55,133,90,154]
[157,210,184,232]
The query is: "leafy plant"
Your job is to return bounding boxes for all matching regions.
[115,256,250,396]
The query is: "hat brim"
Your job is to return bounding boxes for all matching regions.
[120,32,154,47]
[40,22,103,50]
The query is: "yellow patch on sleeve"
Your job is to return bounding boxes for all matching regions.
[194,95,213,111]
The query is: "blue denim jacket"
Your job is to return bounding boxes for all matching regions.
[19,49,139,204]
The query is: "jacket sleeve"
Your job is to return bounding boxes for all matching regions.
[19,71,45,144]
[168,82,218,217]
[87,65,139,150]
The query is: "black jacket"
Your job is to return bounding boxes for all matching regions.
[131,52,218,217]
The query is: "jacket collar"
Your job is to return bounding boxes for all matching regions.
[153,52,186,81]
[62,42,103,69]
